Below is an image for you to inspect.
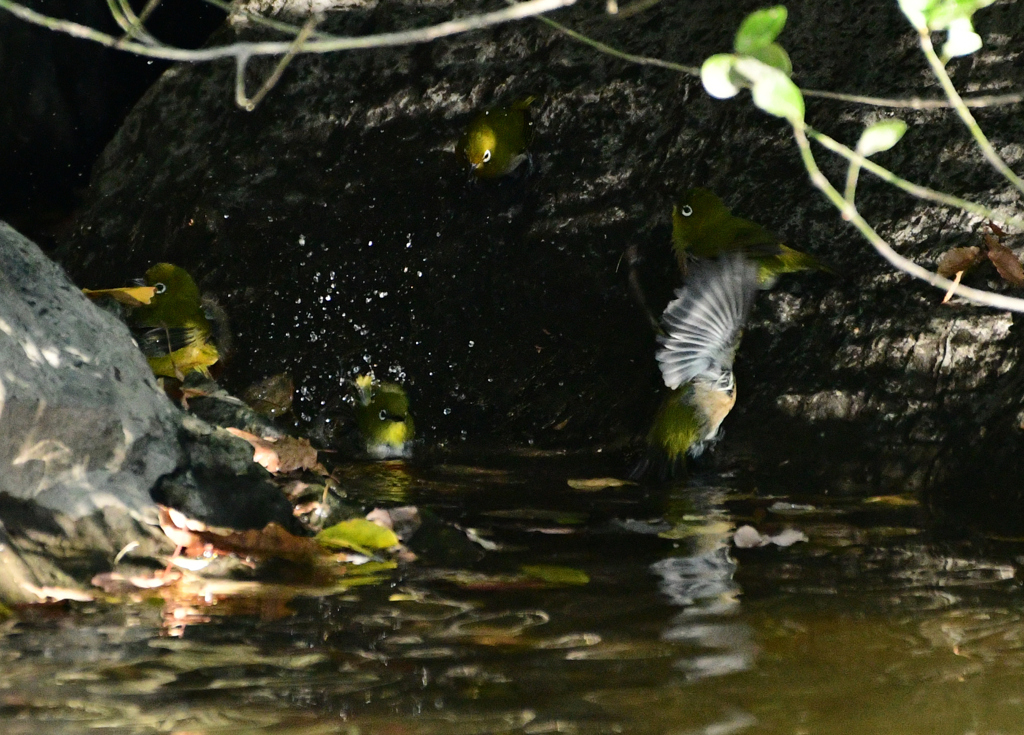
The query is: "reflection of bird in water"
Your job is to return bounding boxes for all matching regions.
[651,488,755,681]
[331,461,417,504]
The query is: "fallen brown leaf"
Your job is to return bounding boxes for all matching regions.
[985,239,1024,287]
[158,505,324,563]
[936,246,982,278]
[226,427,319,474]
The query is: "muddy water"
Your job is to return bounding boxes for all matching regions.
[1,456,1022,734]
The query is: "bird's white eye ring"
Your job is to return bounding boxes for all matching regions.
[379,409,389,421]
[680,205,693,217]
[154,282,167,294]
[482,150,492,163]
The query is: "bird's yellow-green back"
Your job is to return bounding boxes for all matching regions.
[130,263,219,379]
[671,188,830,285]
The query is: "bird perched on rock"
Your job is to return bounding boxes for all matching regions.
[459,97,535,178]
[672,188,830,287]
[639,254,760,476]
[127,263,221,380]
[353,374,415,459]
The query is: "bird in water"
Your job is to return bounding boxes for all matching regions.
[672,188,831,287]
[459,97,535,178]
[353,374,415,459]
[92,263,222,380]
[638,254,760,477]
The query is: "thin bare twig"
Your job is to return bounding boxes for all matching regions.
[793,124,1024,314]
[807,127,1024,232]
[538,17,1024,110]
[917,29,1024,196]
[202,0,332,39]
[236,13,319,110]
[0,0,577,62]
[537,15,699,75]
[803,87,1024,110]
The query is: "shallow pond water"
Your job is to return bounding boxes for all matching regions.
[2,455,1023,735]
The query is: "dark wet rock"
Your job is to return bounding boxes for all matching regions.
[155,413,309,534]
[54,1,1024,520]
[182,377,287,441]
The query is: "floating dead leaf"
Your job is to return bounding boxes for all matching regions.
[985,238,1024,287]
[566,477,637,491]
[316,518,400,554]
[366,506,421,541]
[936,246,982,278]
[733,524,808,549]
[520,564,590,586]
[864,494,920,507]
[82,285,156,307]
[158,505,324,563]
[242,373,295,417]
[226,427,319,474]
[92,570,181,594]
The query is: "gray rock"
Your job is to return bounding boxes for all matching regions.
[0,221,183,519]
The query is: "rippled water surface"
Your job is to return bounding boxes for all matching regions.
[2,456,1024,734]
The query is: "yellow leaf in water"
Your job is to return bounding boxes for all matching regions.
[82,285,157,307]
[316,519,400,554]
[864,495,919,507]
[566,477,637,491]
[520,564,590,586]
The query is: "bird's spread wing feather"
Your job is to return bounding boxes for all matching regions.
[656,255,759,389]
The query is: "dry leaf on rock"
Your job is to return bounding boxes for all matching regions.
[985,237,1024,287]
[226,427,319,474]
[936,246,982,278]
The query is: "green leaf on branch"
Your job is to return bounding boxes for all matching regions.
[734,56,805,123]
[899,0,993,57]
[734,6,788,54]
[923,0,994,30]
[316,518,399,554]
[942,17,982,58]
[856,119,908,157]
[701,54,741,99]
[748,42,792,76]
